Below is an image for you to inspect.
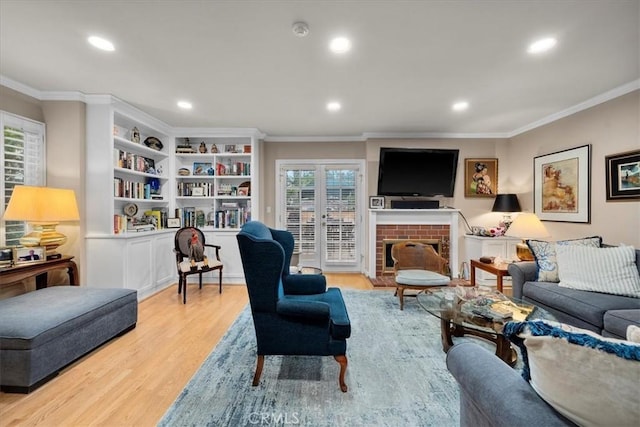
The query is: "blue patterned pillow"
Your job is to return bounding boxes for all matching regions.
[527,236,602,282]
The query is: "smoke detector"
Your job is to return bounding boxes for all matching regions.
[292,22,310,37]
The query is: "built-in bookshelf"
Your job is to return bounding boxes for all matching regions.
[173,135,255,231]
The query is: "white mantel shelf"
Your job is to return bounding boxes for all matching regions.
[368,208,460,279]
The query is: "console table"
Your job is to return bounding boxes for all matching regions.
[0,256,79,289]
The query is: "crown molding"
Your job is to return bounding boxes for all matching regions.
[508,79,640,137]
[1,75,42,99]
[173,127,266,139]
[3,75,638,140]
[264,135,366,142]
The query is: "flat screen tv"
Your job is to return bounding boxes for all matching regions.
[377,147,459,197]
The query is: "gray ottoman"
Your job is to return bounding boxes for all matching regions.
[0,286,137,393]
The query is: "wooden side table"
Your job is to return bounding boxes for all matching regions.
[0,256,79,289]
[470,259,511,292]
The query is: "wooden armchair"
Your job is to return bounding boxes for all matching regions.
[391,241,450,310]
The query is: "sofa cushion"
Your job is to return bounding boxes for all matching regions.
[523,282,640,331]
[527,236,601,282]
[504,319,640,427]
[603,309,640,339]
[395,269,450,286]
[556,245,640,298]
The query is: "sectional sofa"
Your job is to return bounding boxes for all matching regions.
[507,247,640,338]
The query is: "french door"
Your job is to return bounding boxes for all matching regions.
[277,160,364,272]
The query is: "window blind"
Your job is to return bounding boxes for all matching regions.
[1,112,46,246]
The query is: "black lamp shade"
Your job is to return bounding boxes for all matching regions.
[491,194,522,212]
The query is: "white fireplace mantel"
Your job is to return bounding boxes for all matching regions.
[368,208,460,279]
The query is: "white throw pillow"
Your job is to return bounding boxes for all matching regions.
[526,236,601,282]
[505,319,640,427]
[556,245,640,298]
[628,325,640,343]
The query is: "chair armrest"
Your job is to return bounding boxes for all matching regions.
[447,342,575,427]
[276,299,330,320]
[204,243,221,260]
[283,273,327,295]
[507,261,538,300]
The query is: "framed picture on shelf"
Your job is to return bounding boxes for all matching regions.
[464,158,498,197]
[193,162,212,176]
[191,187,205,197]
[534,144,591,223]
[369,196,385,209]
[167,218,181,228]
[605,149,640,201]
[14,246,45,264]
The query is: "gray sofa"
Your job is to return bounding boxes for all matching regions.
[447,341,577,426]
[507,248,640,339]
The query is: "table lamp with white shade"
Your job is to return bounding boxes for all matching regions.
[2,185,80,259]
[504,212,550,261]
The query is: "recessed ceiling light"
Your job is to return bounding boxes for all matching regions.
[177,101,193,110]
[528,37,557,54]
[327,101,341,112]
[329,37,351,54]
[452,101,469,112]
[88,35,115,52]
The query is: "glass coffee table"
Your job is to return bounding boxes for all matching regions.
[417,287,556,366]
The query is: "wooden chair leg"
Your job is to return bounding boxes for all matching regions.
[252,355,264,386]
[198,273,203,289]
[334,355,348,392]
[398,286,405,310]
[218,268,223,293]
[178,275,183,294]
[183,281,187,304]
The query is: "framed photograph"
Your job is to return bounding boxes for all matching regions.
[606,149,640,201]
[167,218,181,228]
[193,162,212,176]
[534,144,591,223]
[191,187,205,197]
[369,196,385,209]
[0,247,13,267]
[464,158,498,197]
[14,246,45,263]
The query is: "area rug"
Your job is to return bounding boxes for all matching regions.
[159,289,460,427]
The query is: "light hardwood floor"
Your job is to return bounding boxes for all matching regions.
[0,274,381,426]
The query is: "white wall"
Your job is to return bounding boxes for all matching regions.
[506,90,640,247]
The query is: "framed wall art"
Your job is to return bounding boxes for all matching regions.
[464,158,498,197]
[534,144,591,223]
[605,149,640,201]
[369,196,385,209]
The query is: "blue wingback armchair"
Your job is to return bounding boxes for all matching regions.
[236,221,351,392]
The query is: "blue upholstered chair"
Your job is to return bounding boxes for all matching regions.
[236,221,351,392]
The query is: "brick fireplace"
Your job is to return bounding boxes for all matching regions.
[368,209,460,279]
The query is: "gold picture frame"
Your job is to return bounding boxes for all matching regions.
[464,158,498,197]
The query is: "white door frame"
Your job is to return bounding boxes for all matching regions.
[275,159,366,273]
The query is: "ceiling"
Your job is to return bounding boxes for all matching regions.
[1,1,638,139]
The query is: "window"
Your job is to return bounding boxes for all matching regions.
[1,112,46,246]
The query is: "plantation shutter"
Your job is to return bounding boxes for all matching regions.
[324,167,357,262]
[1,112,46,246]
[283,167,317,254]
